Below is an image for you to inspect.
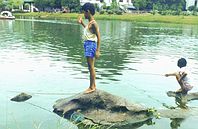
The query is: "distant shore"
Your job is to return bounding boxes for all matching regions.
[14,12,198,25]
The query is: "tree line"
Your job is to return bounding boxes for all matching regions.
[34,0,80,12]
[0,0,80,12]
[32,0,189,11]
[0,0,23,10]
[133,0,186,11]
[34,0,197,12]
[0,0,197,12]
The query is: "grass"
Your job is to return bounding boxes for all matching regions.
[77,122,116,129]
[14,12,198,25]
[4,113,110,129]
[3,114,76,129]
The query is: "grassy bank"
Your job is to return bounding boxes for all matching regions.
[14,12,198,25]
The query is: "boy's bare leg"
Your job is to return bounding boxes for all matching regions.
[85,57,96,93]
[176,74,185,93]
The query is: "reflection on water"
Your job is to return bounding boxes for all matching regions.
[170,118,185,129]
[78,118,154,129]
[0,19,198,129]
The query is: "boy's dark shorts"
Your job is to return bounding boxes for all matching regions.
[84,40,97,58]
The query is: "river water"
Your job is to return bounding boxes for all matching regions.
[0,18,198,129]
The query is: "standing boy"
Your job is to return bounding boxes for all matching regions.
[78,3,101,93]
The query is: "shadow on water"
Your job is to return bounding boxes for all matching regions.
[77,118,154,129]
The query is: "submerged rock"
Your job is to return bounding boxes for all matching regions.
[155,91,198,119]
[167,91,198,101]
[167,91,198,108]
[53,89,152,128]
[10,92,32,102]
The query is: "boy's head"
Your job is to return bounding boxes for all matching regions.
[82,3,95,19]
[177,58,187,68]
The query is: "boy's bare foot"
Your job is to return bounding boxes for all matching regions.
[84,87,96,94]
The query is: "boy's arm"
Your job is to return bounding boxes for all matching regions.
[165,72,177,77]
[92,22,100,58]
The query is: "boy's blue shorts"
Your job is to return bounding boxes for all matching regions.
[84,40,97,58]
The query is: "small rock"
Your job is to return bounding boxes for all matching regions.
[10,92,32,102]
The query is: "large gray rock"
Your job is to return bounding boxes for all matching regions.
[53,89,152,128]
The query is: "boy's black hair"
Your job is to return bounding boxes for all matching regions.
[177,58,187,68]
[82,3,95,15]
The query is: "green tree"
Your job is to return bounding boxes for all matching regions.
[133,0,148,10]
[13,0,24,8]
[133,0,186,11]
[3,0,23,10]
[0,0,4,9]
[34,0,47,11]
[110,0,118,10]
[61,0,80,12]
[34,0,59,11]
[188,5,197,11]
[54,0,61,8]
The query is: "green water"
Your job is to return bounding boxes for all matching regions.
[0,18,198,129]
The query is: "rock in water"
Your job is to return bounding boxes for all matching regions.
[10,92,32,102]
[167,91,198,108]
[167,91,198,101]
[53,89,152,128]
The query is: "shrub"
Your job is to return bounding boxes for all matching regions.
[107,10,114,14]
[159,10,169,15]
[188,5,196,11]
[159,10,181,15]
[192,11,198,16]
[115,10,122,15]
[99,10,105,14]
[181,11,191,16]
[172,11,180,15]
[195,8,198,12]
[151,10,158,15]
[12,10,25,13]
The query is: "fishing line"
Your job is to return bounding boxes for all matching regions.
[7,90,77,96]
[132,72,164,76]
[25,101,53,114]
[7,90,54,114]
[15,19,79,26]
[123,80,170,108]
[7,90,77,115]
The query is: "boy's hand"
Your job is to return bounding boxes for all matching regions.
[165,74,169,77]
[78,16,83,24]
[95,50,100,59]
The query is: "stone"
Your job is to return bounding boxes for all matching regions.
[167,91,198,108]
[10,92,32,102]
[53,89,153,128]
